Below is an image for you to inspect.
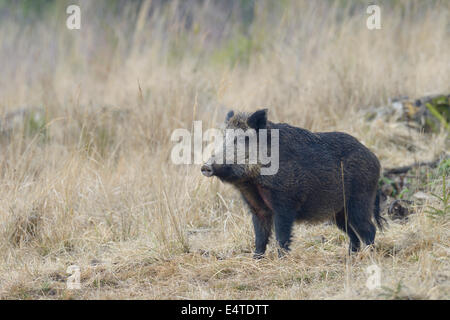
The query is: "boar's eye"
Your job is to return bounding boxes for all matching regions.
[225,110,234,123]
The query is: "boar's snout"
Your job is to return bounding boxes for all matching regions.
[201,163,214,177]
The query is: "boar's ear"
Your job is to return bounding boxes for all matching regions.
[225,110,234,123]
[247,109,268,130]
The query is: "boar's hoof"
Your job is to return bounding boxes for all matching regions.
[277,248,289,259]
[253,253,265,260]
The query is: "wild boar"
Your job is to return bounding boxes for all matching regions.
[201,109,385,258]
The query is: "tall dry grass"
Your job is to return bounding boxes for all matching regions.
[0,0,448,299]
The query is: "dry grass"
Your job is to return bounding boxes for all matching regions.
[0,0,449,299]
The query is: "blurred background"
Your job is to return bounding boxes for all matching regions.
[1,0,448,112]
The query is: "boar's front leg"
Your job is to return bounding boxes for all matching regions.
[241,189,273,259]
[273,206,296,257]
[252,213,273,259]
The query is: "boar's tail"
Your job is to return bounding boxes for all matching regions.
[374,189,387,230]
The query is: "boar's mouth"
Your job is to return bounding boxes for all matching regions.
[201,164,241,183]
[201,164,214,177]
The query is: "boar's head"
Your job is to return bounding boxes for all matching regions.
[201,109,270,183]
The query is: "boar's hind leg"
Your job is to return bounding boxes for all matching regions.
[347,194,376,248]
[252,213,273,259]
[335,194,377,253]
[334,209,361,253]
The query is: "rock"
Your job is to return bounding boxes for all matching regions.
[381,183,394,197]
[413,191,433,201]
[366,94,449,133]
[388,199,414,221]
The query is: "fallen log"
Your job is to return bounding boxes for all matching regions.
[383,154,448,175]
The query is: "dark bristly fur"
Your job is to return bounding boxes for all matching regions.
[201,109,385,257]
